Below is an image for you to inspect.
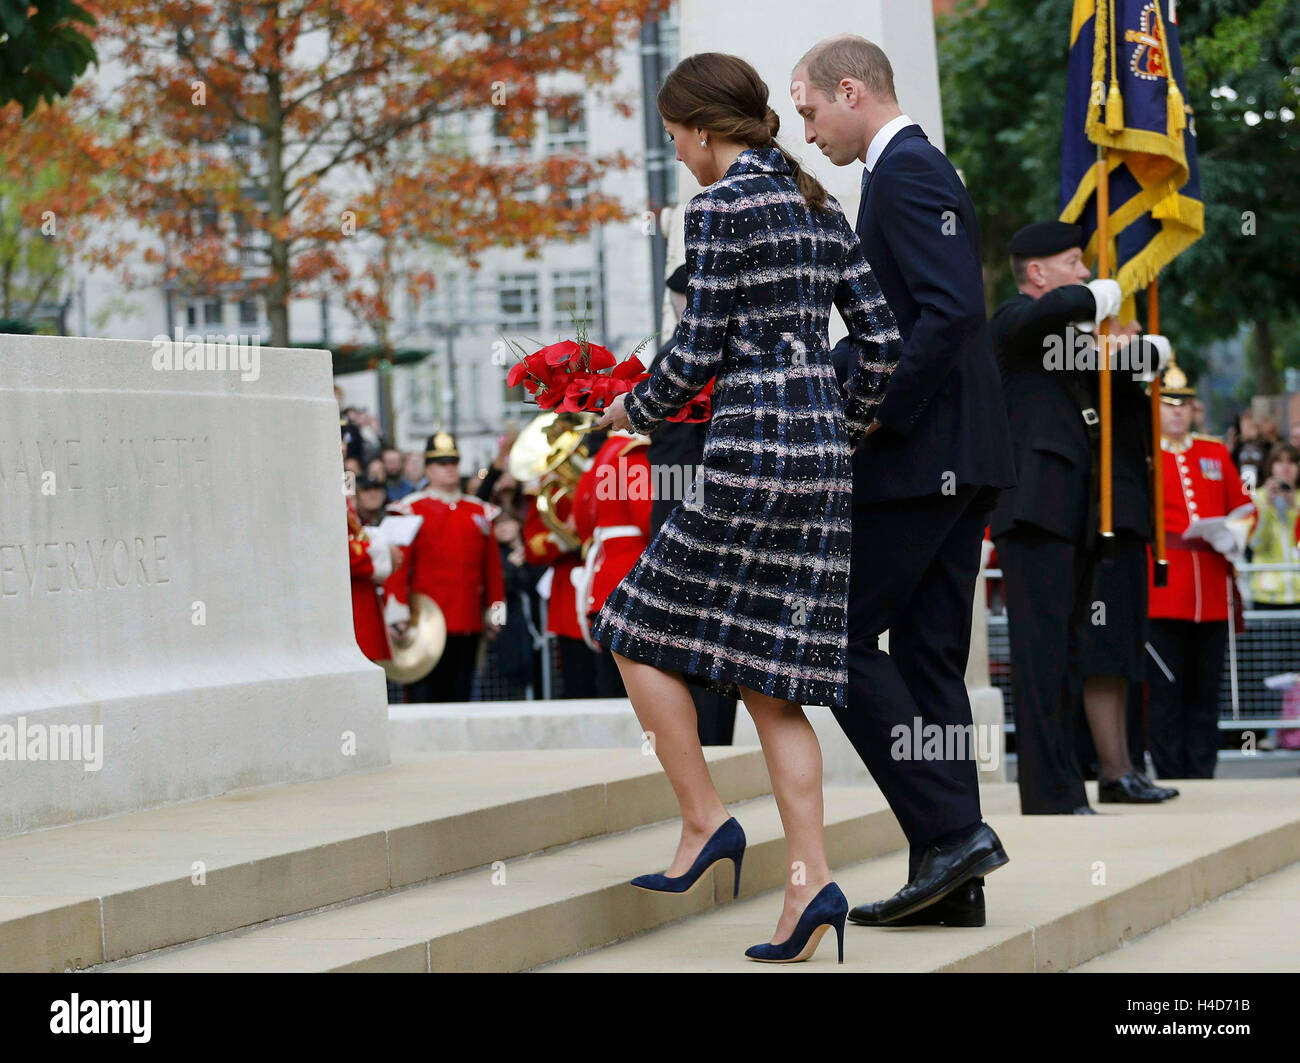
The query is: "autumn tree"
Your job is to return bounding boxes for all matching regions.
[27,0,666,347]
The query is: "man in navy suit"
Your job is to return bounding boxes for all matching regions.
[792,35,1017,927]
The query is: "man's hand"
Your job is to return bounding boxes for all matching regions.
[494,426,519,470]
[1112,320,1143,347]
[388,620,410,643]
[595,394,631,432]
[1086,278,1123,324]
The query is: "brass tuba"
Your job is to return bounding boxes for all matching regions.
[508,411,598,553]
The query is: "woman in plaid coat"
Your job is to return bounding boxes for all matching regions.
[592,52,901,961]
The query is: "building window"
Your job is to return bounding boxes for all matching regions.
[552,269,594,327]
[545,96,587,153]
[498,272,540,332]
[491,108,531,159]
[238,298,258,325]
[204,300,223,326]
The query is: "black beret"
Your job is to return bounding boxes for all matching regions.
[665,264,689,294]
[1008,221,1085,257]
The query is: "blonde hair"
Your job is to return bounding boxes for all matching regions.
[795,35,896,103]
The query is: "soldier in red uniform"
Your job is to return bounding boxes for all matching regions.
[1146,365,1254,778]
[522,479,598,698]
[574,430,653,697]
[348,490,392,664]
[386,431,506,703]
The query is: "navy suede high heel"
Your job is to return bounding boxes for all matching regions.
[630,817,746,898]
[745,882,848,964]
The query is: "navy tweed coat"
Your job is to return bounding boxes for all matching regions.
[590,146,902,708]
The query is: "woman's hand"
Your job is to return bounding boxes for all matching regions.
[595,393,631,432]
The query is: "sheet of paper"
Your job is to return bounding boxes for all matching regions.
[371,514,423,548]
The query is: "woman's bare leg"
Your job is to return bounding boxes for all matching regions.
[612,652,730,875]
[738,685,833,943]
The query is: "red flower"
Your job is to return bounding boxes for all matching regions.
[539,340,583,367]
[667,377,715,423]
[507,336,712,425]
[611,355,646,379]
[585,343,616,371]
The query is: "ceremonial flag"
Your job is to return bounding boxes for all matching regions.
[1060,0,1204,301]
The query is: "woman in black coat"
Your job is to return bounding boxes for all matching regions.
[593,52,901,961]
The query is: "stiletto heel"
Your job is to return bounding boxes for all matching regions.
[630,817,746,897]
[745,882,849,964]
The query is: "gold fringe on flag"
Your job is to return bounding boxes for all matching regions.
[1151,0,1187,135]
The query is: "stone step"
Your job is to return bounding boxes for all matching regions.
[107,786,1023,972]
[0,747,769,972]
[1074,859,1300,972]
[541,780,1300,972]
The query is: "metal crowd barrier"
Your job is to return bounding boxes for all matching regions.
[985,563,1300,738]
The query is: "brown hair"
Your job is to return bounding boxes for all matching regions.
[1267,442,1300,477]
[657,52,829,212]
[795,35,897,104]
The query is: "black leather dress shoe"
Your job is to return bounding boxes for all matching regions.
[1098,772,1169,803]
[848,823,1008,925]
[849,880,985,927]
[1068,804,1098,814]
[1134,772,1179,799]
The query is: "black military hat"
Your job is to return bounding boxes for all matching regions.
[355,473,386,491]
[1008,221,1085,257]
[665,264,689,294]
[424,430,459,461]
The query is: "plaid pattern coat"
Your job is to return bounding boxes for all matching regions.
[590,146,902,708]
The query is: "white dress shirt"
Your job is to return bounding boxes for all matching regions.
[864,113,914,171]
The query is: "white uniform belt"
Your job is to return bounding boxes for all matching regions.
[574,525,645,651]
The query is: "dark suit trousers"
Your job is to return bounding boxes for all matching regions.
[839,485,997,875]
[994,531,1092,814]
[1146,619,1227,779]
[406,633,481,704]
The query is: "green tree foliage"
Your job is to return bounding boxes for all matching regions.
[0,0,96,115]
[937,0,1300,396]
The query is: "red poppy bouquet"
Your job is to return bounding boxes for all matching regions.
[503,326,713,424]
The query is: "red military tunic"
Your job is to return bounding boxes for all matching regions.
[573,433,653,620]
[1149,434,1253,623]
[523,489,584,641]
[348,499,391,662]
[386,489,505,634]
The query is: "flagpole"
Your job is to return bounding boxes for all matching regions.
[1148,279,1169,587]
[1096,143,1115,554]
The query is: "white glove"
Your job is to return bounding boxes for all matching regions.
[1078,279,1122,332]
[1141,334,1172,380]
[383,597,411,627]
[367,538,393,583]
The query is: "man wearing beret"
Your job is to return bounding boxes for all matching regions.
[989,221,1174,814]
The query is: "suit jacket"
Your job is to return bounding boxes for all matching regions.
[645,335,710,532]
[987,286,1153,542]
[830,124,1015,505]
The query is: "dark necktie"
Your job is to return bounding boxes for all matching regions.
[855,166,873,233]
